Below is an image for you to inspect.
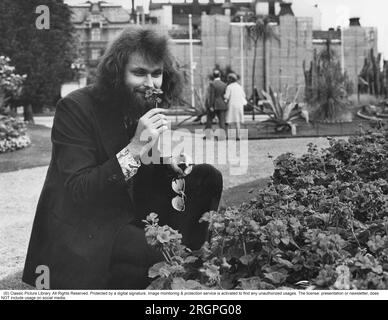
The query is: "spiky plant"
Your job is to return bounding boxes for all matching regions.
[304,45,352,122]
[261,86,309,135]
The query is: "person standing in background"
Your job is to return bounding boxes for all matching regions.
[204,69,227,139]
[224,73,247,140]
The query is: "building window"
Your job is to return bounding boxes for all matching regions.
[91,14,101,23]
[300,22,308,31]
[368,30,375,42]
[91,28,101,41]
[91,49,100,60]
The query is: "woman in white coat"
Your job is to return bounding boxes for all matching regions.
[224,73,247,140]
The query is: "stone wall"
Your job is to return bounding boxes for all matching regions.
[343,26,378,92]
[170,14,314,105]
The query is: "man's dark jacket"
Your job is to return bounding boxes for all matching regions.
[22,86,150,289]
[208,78,227,111]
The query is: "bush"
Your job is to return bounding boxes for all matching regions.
[145,125,388,290]
[0,115,31,153]
[0,55,26,111]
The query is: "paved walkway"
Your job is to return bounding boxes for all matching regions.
[0,136,335,287]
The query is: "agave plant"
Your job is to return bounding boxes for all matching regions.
[260,86,309,135]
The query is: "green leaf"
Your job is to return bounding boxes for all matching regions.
[171,277,203,290]
[146,277,169,290]
[281,237,290,245]
[238,277,262,290]
[264,271,288,284]
[283,102,297,121]
[274,257,294,269]
[239,254,255,266]
[148,262,168,278]
[184,256,199,264]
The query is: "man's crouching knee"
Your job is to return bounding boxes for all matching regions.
[174,164,223,250]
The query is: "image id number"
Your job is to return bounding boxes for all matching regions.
[189,304,242,315]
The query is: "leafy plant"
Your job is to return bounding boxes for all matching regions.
[260,86,309,135]
[0,56,26,112]
[143,212,221,290]
[145,125,388,290]
[0,115,31,153]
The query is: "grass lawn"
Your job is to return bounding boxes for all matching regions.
[221,178,269,208]
[0,124,52,173]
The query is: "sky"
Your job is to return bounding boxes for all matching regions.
[64,0,388,58]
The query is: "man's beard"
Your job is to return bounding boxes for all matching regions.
[117,84,154,120]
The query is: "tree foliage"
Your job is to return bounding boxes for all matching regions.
[0,0,77,112]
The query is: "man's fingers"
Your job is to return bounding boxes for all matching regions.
[157,125,168,134]
[153,119,168,129]
[149,113,167,123]
[144,108,166,118]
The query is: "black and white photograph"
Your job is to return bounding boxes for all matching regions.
[0,0,387,302]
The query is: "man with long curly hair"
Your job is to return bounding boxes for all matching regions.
[22,26,222,289]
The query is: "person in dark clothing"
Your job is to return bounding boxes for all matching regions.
[204,70,227,139]
[22,26,223,290]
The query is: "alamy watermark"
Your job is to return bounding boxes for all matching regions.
[139,129,249,176]
[35,5,50,30]
[35,265,50,289]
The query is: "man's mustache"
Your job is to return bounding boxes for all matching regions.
[134,87,163,96]
[134,88,148,94]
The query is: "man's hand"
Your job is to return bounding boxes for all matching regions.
[127,108,168,159]
[169,153,193,178]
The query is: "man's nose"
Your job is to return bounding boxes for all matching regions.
[144,74,154,88]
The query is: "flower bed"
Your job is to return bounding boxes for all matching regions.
[0,116,31,153]
[145,125,388,290]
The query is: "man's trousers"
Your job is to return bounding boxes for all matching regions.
[107,164,223,289]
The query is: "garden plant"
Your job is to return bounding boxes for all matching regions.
[304,45,352,123]
[144,124,388,290]
[0,56,30,153]
[259,86,309,135]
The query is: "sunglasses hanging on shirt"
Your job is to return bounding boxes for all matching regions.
[171,177,186,212]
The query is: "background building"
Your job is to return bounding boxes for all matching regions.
[71,1,132,82]
[69,0,379,103]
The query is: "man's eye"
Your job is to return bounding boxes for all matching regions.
[152,72,162,77]
[133,71,146,76]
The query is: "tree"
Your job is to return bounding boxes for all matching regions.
[246,17,278,120]
[0,0,77,113]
